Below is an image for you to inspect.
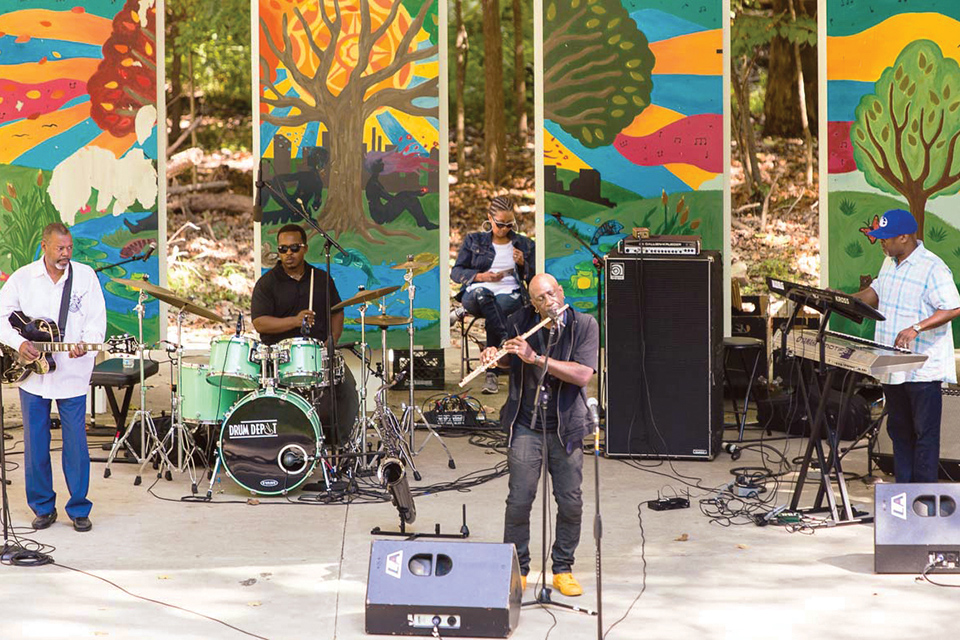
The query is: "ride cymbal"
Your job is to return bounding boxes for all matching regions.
[110,278,226,323]
[330,285,401,311]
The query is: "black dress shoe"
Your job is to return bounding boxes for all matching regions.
[71,516,92,532]
[32,511,57,530]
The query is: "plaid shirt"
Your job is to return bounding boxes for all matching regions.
[870,241,960,385]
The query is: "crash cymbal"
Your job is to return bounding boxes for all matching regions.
[391,260,430,271]
[331,285,401,311]
[110,277,226,323]
[362,315,411,327]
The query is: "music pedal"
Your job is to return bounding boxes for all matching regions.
[647,497,690,511]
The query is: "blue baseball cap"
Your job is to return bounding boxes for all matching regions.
[868,209,918,239]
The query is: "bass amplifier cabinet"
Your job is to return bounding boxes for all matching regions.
[875,483,960,573]
[603,249,723,459]
[365,540,521,637]
[873,386,960,481]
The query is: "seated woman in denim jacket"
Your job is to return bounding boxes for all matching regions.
[451,196,536,394]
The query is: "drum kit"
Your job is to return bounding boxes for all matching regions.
[100,257,452,498]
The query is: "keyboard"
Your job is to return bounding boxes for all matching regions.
[775,329,928,377]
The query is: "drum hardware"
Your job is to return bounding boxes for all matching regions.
[103,288,176,485]
[396,256,456,471]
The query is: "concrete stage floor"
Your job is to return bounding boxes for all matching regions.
[0,349,956,640]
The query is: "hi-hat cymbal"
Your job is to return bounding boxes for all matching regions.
[391,260,430,271]
[331,285,401,312]
[110,278,226,323]
[362,314,411,327]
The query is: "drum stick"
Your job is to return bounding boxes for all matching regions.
[458,304,569,387]
[309,269,315,312]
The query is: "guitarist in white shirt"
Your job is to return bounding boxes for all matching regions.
[0,223,106,532]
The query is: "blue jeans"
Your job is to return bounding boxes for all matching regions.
[20,389,92,519]
[504,424,583,575]
[883,382,942,483]
[461,287,523,351]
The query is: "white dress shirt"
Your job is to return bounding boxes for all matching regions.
[0,259,107,399]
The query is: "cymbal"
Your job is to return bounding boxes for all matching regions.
[362,314,411,327]
[331,285,401,311]
[391,260,430,271]
[110,278,226,323]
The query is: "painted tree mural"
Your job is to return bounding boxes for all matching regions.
[259,0,438,241]
[543,0,656,148]
[851,40,960,239]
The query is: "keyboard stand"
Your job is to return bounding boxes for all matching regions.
[786,310,872,525]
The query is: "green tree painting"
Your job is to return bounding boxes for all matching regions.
[543,0,656,147]
[851,40,960,239]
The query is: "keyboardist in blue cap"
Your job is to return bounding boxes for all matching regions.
[851,208,960,483]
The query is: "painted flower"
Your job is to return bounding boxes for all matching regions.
[36,170,44,187]
[1,196,12,212]
[5,183,16,199]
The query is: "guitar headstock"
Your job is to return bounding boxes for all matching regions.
[106,334,138,356]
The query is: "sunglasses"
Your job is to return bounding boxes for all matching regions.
[277,243,305,254]
[491,219,516,229]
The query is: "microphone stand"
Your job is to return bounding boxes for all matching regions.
[94,247,156,273]
[549,212,607,416]
[522,313,596,617]
[591,402,603,638]
[256,174,349,454]
[1,371,25,561]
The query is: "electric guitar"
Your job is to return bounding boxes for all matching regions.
[1,311,136,384]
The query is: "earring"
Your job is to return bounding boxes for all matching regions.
[481,220,492,233]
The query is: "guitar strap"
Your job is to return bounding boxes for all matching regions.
[57,261,74,340]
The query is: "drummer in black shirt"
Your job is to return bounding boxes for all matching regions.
[251,223,358,446]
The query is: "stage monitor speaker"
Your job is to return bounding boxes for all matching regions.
[365,540,521,637]
[873,386,960,480]
[603,250,723,459]
[875,482,960,573]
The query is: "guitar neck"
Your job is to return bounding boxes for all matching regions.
[34,342,104,353]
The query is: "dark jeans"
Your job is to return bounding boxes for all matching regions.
[461,287,523,353]
[504,424,583,575]
[883,382,943,483]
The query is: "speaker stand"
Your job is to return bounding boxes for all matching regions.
[371,503,471,540]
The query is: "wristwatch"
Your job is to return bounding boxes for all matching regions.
[912,323,923,333]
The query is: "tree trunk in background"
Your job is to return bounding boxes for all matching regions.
[788,0,813,186]
[455,0,468,179]
[482,0,506,183]
[513,0,527,142]
[168,21,183,145]
[762,0,817,138]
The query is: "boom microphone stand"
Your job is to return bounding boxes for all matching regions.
[549,212,607,415]
[255,171,348,452]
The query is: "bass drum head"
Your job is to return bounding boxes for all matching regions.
[219,390,322,495]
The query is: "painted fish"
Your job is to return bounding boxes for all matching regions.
[590,220,625,245]
[120,238,150,258]
[334,248,380,288]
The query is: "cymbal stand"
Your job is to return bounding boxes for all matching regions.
[347,296,378,469]
[154,309,201,492]
[397,261,455,470]
[105,290,174,485]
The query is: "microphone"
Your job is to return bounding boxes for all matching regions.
[301,314,309,337]
[235,312,244,337]
[140,242,157,261]
[547,306,565,329]
[721,442,742,460]
[587,397,600,428]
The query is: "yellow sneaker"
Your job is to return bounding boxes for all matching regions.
[552,572,583,597]
[520,574,527,590]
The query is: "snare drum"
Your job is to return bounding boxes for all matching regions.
[276,338,345,388]
[179,363,243,425]
[218,388,322,495]
[207,335,260,390]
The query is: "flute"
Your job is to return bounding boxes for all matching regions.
[458,304,570,387]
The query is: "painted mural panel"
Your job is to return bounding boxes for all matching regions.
[256,0,442,348]
[542,0,725,316]
[826,0,960,342]
[0,0,161,342]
